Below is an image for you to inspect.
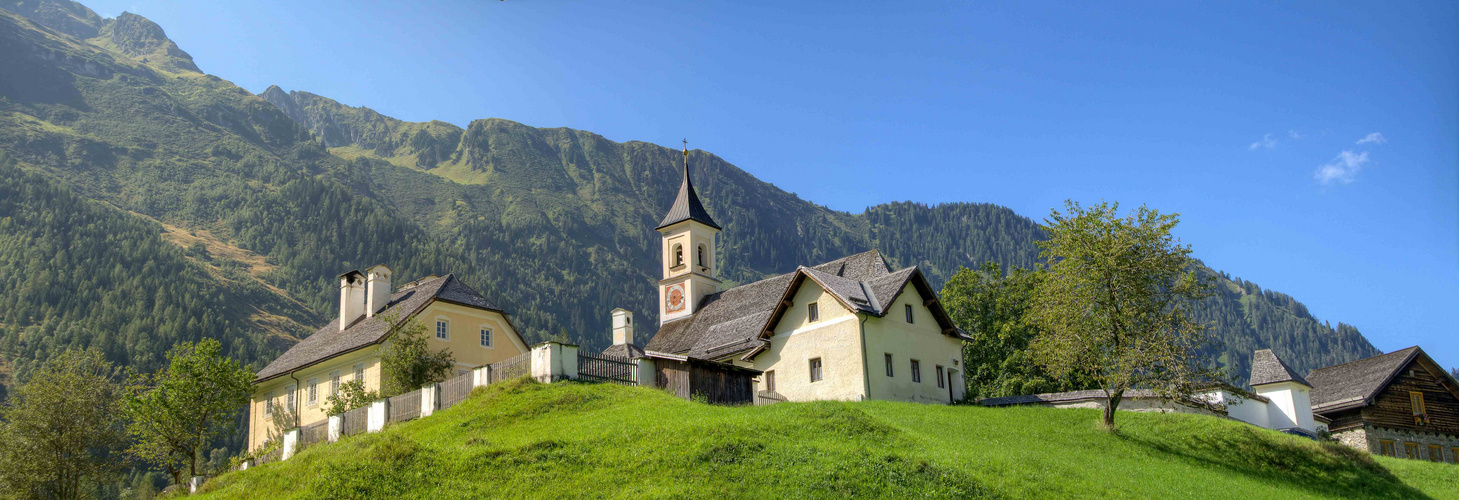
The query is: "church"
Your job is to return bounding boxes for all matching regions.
[608,144,970,404]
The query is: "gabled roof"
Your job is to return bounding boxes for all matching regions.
[1249,349,1310,387]
[254,274,504,383]
[642,250,966,361]
[1307,346,1459,413]
[601,343,645,360]
[656,158,720,230]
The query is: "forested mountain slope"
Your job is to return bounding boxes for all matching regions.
[0,0,1376,390]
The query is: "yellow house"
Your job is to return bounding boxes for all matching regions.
[248,266,529,451]
[624,144,969,404]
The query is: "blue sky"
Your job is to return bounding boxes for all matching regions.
[87,1,1458,369]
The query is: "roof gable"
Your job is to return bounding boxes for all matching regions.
[254,274,505,382]
[1308,346,1459,412]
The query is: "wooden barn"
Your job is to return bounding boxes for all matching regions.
[644,352,760,405]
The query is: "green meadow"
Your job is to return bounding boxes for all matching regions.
[197,379,1456,499]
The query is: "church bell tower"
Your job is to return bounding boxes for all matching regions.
[657,140,722,325]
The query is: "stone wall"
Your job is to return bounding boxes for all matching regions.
[1335,425,1459,463]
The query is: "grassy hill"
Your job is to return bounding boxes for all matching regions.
[197,379,1456,499]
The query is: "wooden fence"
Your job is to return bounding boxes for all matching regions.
[340,405,369,436]
[578,353,637,385]
[439,370,475,409]
[296,420,329,452]
[389,389,422,423]
[489,351,531,383]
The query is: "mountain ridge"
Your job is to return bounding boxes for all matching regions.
[0,0,1379,392]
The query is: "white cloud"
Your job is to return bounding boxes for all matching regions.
[1356,132,1386,145]
[1288,129,1303,139]
[1314,150,1370,185]
[1249,134,1278,151]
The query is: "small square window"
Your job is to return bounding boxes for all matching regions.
[809,358,823,382]
[808,302,819,323]
[905,304,914,323]
[910,360,921,383]
[765,370,776,392]
[936,366,945,388]
[480,328,493,348]
[1429,445,1443,462]
[884,353,894,377]
[1380,440,1396,457]
[436,320,449,340]
[1405,442,1420,459]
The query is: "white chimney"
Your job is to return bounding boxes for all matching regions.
[338,270,366,331]
[612,308,634,345]
[365,264,393,317]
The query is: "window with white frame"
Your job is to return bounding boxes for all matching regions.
[436,319,450,340]
[480,327,493,348]
[263,391,274,416]
[285,384,297,412]
[809,358,823,382]
[354,363,365,383]
[330,370,341,397]
[307,377,319,406]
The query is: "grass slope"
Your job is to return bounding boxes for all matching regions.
[199,380,1455,499]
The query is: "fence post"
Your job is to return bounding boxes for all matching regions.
[189,476,206,493]
[367,398,390,432]
[472,365,489,388]
[531,341,581,383]
[280,427,300,461]
[327,414,342,442]
[636,357,656,388]
[420,384,439,418]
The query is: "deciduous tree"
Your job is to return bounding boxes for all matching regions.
[124,339,253,485]
[0,350,126,500]
[1027,201,1217,428]
[941,262,1083,400]
[379,313,455,396]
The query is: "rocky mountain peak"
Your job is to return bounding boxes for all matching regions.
[99,11,199,73]
[2,0,104,38]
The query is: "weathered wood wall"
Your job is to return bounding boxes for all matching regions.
[653,358,756,405]
[1360,358,1459,435]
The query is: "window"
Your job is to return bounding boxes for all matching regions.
[1452,448,1459,464]
[672,243,684,268]
[697,244,707,268]
[1380,440,1396,457]
[354,363,365,383]
[911,360,921,383]
[936,366,945,388]
[307,378,319,406]
[1429,445,1443,462]
[807,302,819,323]
[884,354,894,377]
[809,358,823,382]
[1405,442,1420,459]
[765,370,776,392]
[263,391,274,416]
[1411,391,1428,425]
[285,384,297,412]
[480,327,493,348]
[330,370,342,397]
[905,304,914,323]
[436,319,449,340]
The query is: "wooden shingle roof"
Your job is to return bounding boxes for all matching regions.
[1307,346,1430,412]
[1249,349,1311,387]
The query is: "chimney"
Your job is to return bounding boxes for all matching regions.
[338,270,366,331]
[611,309,634,345]
[365,264,393,317]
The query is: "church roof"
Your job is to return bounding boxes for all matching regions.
[1249,349,1311,387]
[643,250,966,361]
[254,274,505,383]
[656,157,721,230]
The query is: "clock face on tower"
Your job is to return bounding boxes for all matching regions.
[666,283,686,313]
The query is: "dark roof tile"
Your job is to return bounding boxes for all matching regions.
[1249,349,1311,387]
[1308,346,1421,410]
